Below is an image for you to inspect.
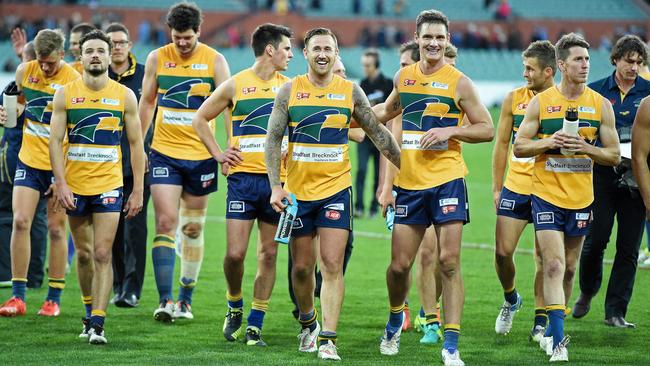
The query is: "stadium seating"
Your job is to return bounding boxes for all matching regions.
[0,42,615,84]
[304,0,647,21]
[96,0,247,12]
[305,0,492,21]
[508,0,646,20]
[162,46,613,83]
[39,0,648,21]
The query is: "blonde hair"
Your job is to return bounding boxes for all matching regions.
[444,43,458,59]
[34,29,65,58]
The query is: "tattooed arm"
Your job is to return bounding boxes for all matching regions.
[352,83,401,169]
[265,81,292,212]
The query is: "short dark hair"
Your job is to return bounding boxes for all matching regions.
[416,9,449,34]
[363,48,380,68]
[167,2,202,32]
[304,27,338,48]
[71,22,96,36]
[105,22,130,38]
[251,23,292,57]
[610,34,648,66]
[80,29,113,53]
[399,41,420,63]
[555,33,590,62]
[523,40,556,75]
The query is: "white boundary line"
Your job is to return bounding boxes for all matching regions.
[196,214,615,266]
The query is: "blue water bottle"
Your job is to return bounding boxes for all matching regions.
[385,190,398,231]
[275,193,298,244]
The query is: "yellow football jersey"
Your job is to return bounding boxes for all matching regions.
[70,61,84,75]
[503,86,536,195]
[285,74,354,201]
[229,68,289,177]
[391,114,403,188]
[639,72,649,80]
[19,60,79,170]
[533,86,603,209]
[151,43,219,160]
[63,78,127,195]
[396,63,466,190]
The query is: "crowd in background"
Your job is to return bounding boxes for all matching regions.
[0,1,648,70]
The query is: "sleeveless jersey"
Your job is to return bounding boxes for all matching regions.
[396,63,466,190]
[503,86,536,195]
[19,60,79,170]
[286,74,354,201]
[152,43,218,160]
[63,78,127,195]
[229,68,289,176]
[533,86,603,209]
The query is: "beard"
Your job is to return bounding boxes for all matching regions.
[86,65,107,77]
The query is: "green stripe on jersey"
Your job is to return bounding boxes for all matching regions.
[157,75,214,91]
[399,92,461,115]
[539,117,600,135]
[22,86,52,102]
[67,108,124,124]
[513,115,524,128]
[232,98,274,118]
[288,105,351,123]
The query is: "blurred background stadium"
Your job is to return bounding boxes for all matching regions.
[1,0,649,105]
[1,2,650,364]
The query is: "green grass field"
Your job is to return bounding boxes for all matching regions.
[1,109,649,365]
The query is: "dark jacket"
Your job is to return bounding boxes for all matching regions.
[589,71,650,142]
[108,53,151,178]
[360,72,393,107]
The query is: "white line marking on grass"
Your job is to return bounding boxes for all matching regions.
[179,214,617,266]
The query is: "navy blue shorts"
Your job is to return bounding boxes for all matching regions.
[13,159,54,194]
[226,172,280,223]
[531,195,591,237]
[497,186,533,222]
[394,178,469,226]
[292,187,353,237]
[67,187,123,217]
[149,149,218,196]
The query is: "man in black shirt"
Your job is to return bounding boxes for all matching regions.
[356,49,393,217]
[105,23,151,308]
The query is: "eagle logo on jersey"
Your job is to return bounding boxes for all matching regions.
[162,78,211,108]
[25,96,53,123]
[402,97,450,129]
[239,101,274,133]
[69,111,121,143]
[578,122,598,145]
[293,109,348,142]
